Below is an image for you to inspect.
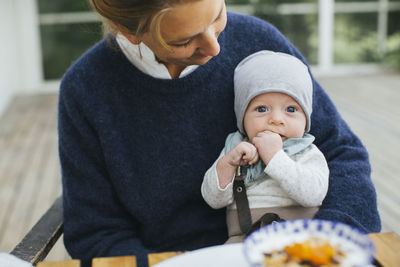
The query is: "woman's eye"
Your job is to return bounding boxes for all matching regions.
[287,106,297,113]
[173,39,192,47]
[256,106,267,112]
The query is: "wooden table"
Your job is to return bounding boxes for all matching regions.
[369,232,400,266]
[36,232,400,267]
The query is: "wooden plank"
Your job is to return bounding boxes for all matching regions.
[0,95,47,249]
[24,96,60,228]
[3,98,56,248]
[369,232,400,266]
[147,251,184,266]
[37,259,80,267]
[19,104,55,231]
[0,96,40,228]
[92,256,136,267]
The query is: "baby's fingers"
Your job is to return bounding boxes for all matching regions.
[242,144,258,165]
[248,153,259,165]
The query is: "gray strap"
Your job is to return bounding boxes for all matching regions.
[233,166,252,234]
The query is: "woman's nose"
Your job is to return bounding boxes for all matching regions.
[199,30,220,57]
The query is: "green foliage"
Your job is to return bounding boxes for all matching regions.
[40,22,103,80]
[388,11,400,35]
[333,10,400,67]
[384,32,400,69]
[254,12,318,64]
[227,0,318,64]
[334,13,380,63]
[386,10,400,68]
[38,0,91,13]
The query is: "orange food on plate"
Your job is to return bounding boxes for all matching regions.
[263,237,345,267]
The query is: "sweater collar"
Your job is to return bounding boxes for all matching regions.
[115,33,199,79]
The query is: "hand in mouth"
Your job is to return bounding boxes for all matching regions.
[265,130,286,141]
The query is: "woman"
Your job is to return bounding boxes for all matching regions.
[58,0,380,266]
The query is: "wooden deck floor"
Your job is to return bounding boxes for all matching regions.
[0,72,399,261]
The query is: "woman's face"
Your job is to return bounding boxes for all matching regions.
[129,0,227,76]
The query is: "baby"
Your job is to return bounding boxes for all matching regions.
[201,51,329,243]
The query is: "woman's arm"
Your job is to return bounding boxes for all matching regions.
[58,82,152,267]
[309,79,381,233]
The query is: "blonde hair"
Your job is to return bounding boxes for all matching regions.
[89,0,200,48]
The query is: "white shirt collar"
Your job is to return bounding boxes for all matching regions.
[116,33,198,79]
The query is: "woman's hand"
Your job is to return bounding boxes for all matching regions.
[252,130,283,165]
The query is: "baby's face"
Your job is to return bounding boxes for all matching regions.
[243,92,307,141]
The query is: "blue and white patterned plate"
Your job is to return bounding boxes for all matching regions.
[243,219,375,267]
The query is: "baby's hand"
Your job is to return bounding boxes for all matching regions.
[252,131,283,165]
[216,142,259,189]
[226,141,258,167]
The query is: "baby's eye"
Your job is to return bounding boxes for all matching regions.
[256,106,267,112]
[286,106,297,113]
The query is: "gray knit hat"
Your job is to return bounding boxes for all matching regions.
[234,50,313,134]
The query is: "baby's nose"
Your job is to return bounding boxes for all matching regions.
[268,112,284,125]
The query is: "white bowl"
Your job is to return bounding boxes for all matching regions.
[243,219,375,267]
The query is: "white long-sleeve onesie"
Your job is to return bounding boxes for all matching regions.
[201,144,329,211]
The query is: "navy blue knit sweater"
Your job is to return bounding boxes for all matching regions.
[58,12,380,267]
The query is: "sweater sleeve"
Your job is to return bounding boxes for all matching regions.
[58,82,152,267]
[265,145,329,207]
[201,151,235,209]
[310,79,381,233]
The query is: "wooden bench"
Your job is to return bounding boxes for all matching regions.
[10,196,63,265]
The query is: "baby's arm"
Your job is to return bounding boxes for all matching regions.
[217,142,258,188]
[252,131,328,206]
[252,130,283,165]
[265,145,329,207]
[201,142,258,209]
